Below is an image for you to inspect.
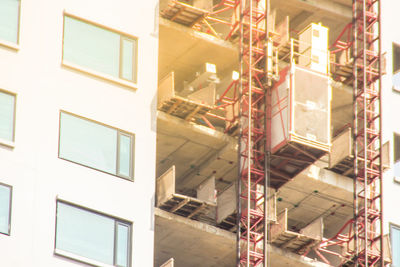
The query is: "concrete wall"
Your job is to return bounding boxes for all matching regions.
[381,0,400,235]
[0,0,158,266]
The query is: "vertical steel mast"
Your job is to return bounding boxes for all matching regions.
[237,0,268,266]
[353,0,383,265]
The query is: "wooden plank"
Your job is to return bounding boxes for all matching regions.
[173,193,206,205]
[383,234,392,265]
[156,166,176,207]
[267,193,277,222]
[189,14,206,27]
[167,99,183,114]
[274,16,289,47]
[330,127,352,168]
[269,208,323,254]
[299,217,323,241]
[382,140,390,171]
[170,6,186,22]
[160,258,174,267]
[185,105,201,120]
[161,1,209,27]
[188,203,206,218]
[196,176,216,203]
[187,83,216,106]
[270,209,288,242]
[170,198,190,212]
[216,184,236,224]
[158,72,175,109]
[192,0,213,11]
[280,235,300,249]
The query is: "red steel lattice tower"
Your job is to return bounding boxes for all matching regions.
[236,0,269,266]
[353,0,383,265]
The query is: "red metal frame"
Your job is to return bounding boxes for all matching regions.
[162,0,383,265]
[352,0,383,265]
[306,0,383,265]
[236,1,269,266]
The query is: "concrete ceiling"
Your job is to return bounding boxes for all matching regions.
[276,163,354,237]
[158,1,354,135]
[156,111,237,195]
[154,208,331,267]
[155,2,356,264]
[156,110,354,237]
[271,0,351,47]
[159,18,238,95]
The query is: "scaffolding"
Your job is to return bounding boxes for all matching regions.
[352,0,383,264]
[236,1,268,266]
[158,0,385,266]
[306,0,384,265]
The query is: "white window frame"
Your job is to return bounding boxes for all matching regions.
[0,0,21,50]
[61,12,138,89]
[0,182,12,236]
[0,88,17,148]
[392,42,400,92]
[58,111,135,180]
[394,133,400,183]
[390,223,400,267]
[54,200,132,267]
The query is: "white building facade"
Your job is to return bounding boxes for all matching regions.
[0,0,159,266]
[382,0,400,266]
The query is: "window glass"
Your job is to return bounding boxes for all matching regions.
[394,72,400,91]
[391,224,400,266]
[63,16,120,78]
[393,43,400,74]
[121,38,135,82]
[0,0,19,44]
[116,223,129,267]
[59,112,117,174]
[394,134,400,178]
[63,16,137,83]
[0,91,15,142]
[56,202,115,264]
[118,134,131,177]
[0,184,11,235]
[393,43,400,90]
[59,112,134,179]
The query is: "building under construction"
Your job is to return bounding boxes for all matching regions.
[154,0,394,266]
[1,0,400,266]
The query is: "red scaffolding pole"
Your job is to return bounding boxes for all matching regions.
[236,0,269,266]
[303,0,384,265]
[352,0,383,265]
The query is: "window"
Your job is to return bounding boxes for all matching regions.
[0,90,16,143]
[55,201,131,267]
[393,43,400,91]
[62,14,138,85]
[59,112,134,179]
[394,133,400,181]
[391,224,400,266]
[0,0,20,46]
[0,183,12,235]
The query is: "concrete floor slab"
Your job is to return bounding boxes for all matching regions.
[154,208,331,267]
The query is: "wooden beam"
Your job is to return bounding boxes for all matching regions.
[170,198,190,212]
[167,99,182,114]
[188,203,206,218]
[185,105,201,121]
